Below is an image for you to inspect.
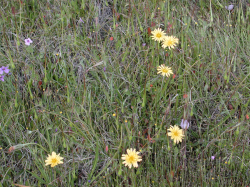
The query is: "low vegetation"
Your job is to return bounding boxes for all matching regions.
[0,0,250,186]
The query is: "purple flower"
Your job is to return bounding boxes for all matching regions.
[25,38,33,46]
[211,156,215,160]
[1,66,10,74]
[79,18,84,23]
[225,4,234,11]
[88,180,91,183]
[55,128,58,132]
[180,119,190,129]
[0,68,3,75]
[103,67,106,71]
[142,43,146,47]
[0,75,4,81]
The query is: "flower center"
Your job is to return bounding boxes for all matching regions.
[162,68,169,73]
[51,158,58,164]
[156,33,162,38]
[166,40,174,46]
[128,155,135,163]
[173,131,179,137]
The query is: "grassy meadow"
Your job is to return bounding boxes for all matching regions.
[0,0,250,186]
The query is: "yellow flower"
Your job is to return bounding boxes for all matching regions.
[157,65,173,77]
[45,152,63,167]
[151,28,166,42]
[167,125,184,144]
[121,148,142,168]
[162,36,179,50]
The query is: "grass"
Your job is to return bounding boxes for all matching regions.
[0,0,250,186]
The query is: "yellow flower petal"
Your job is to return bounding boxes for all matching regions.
[151,28,166,42]
[121,148,142,169]
[157,65,173,77]
[167,125,184,144]
[162,36,179,50]
[45,151,64,168]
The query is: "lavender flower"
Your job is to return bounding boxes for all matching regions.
[25,38,33,46]
[0,66,11,82]
[142,43,146,47]
[1,66,10,74]
[55,128,58,132]
[180,119,190,129]
[79,18,84,23]
[103,67,106,71]
[0,75,4,81]
[225,4,234,11]
[211,156,215,160]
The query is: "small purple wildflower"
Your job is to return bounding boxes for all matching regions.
[1,66,10,74]
[142,43,146,47]
[103,67,106,72]
[180,119,190,129]
[25,38,33,46]
[211,156,215,160]
[225,4,234,11]
[35,141,37,143]
[0,75,4,81]
[88,180,91,183]
[79,18,84,23]
[74,120,79,123]
[55,128,58,132]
